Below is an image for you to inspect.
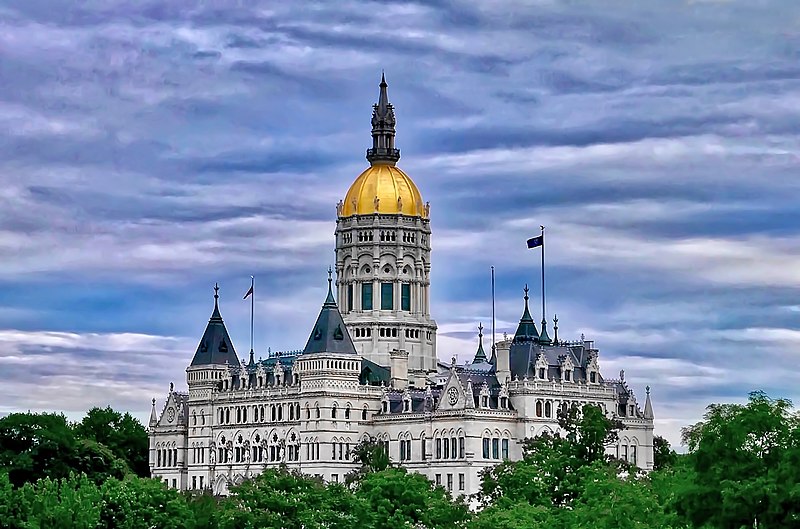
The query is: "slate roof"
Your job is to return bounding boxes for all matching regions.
[302,278,358,355]
[509,341,599,382]
[190,287,242,367]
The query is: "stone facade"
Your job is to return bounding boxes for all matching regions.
[148,77,655,496]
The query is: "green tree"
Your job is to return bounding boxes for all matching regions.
[98,476,194,529]
[680,391,800,529]
[15,474,103,529]
[218,467,367,529]
[479,403,625,508]
[345,435,392,485]
[73,406,150,477]
[653,435,678,470]
[355,467,470,529]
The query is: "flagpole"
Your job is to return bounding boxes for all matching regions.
[540,225,545,323]
[250,275,254,353]
[491,266,496,353]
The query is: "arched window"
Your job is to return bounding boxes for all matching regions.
[362,407,368,421]
[545,401,552,418]
[344,406,351,420]
[332,404,338,419]
[536,401,543,417]
[315,405,320,419]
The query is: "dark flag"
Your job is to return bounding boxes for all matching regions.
[243,284,254,299]
[527,234,544,249]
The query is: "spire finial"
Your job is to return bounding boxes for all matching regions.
[646,385,651,395]
[214,282,219,299]
[553,314,559,344]
[524,284,529,300]
[478,322,483,338]
[324,267,336,306]
[151,398,156,406]
[367,73,399,165]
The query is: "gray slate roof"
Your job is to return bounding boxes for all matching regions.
[190,295,241,367]
[302,280,357,355]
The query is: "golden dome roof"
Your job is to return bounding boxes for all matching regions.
[341,162,427,218]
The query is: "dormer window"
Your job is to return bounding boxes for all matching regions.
[539,367,546,379]
[590,372,597,383]
[382,401,388,413]
[565,370,572,381]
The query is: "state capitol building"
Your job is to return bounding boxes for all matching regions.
[148,76,655,496]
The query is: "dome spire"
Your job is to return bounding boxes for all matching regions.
[367,72,400,165]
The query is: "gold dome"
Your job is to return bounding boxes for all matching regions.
[341,162,427,217]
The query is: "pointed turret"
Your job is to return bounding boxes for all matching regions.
[148,398,157,428]
[644,385,654,419]
[366,73,400,165]
[513,285,539,342]
[302,269,358,355]
[189,283,241,366]
[538,318,551,345]
[472,323,488,364]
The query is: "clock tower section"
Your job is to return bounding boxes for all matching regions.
[334,75,437,377]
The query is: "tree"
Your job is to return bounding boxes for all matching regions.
[479,403,625,508]
[355,467,470,529]
[652,435,678,470]
[73,406,150,477]
[98,476,194,529]
[14,474,103,529]
[679,391,800,529]
[345,435,392,485]
[217,467,368,529]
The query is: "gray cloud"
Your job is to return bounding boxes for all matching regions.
[1,0,800,446]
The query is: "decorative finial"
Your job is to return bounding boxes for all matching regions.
[478,322,483,338]
[169,381,174,393]
[327,266,333,286]
[214,283,219,300]
[524,284,529,300]
[646,385,651,395]
[553,314,559,344]
[620,369,625,381]
[151,398,156,406]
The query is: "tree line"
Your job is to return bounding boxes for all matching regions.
[0,391,798,528]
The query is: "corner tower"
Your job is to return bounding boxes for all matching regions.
[334,75,437,378]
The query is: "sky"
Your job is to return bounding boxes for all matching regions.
[1,0,800,447]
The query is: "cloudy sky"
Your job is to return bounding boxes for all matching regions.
[2,0,799,446]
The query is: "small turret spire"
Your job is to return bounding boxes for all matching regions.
[539,317,551,345]
[325,266,336,306]
[644,385,654,419]
[367,73,400,165]
[149,398,157,427]
[472,322,488,363]
[513,284,539,342]
[553,314,559,344]
[211,282,222,321]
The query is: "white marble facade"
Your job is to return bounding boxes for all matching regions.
[148,78,655,496]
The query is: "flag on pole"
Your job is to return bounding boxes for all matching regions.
[243,283,254,299]
[527,234,544,249]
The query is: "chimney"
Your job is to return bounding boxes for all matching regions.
[496,339,511,384]
[389,348,409,390]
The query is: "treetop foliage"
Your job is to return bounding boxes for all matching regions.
[1,393,798,529]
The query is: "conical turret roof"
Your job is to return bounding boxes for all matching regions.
[513,285,539,342]
[302,271,358,355]
[472,323,488,364]
[189,284,241,366]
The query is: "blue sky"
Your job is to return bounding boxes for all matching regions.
[1,0,799,446]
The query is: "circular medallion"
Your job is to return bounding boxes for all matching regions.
[447,387,459,405]
[167,407,175,422]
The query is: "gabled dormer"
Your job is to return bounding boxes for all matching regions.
[535,353,549,381]
[560,354,575,382]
